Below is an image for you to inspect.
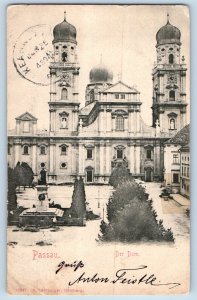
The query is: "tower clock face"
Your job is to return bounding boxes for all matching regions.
[168,73,177,83]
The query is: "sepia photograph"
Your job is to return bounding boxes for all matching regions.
[7,4,190,295]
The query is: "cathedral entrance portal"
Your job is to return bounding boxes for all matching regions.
[145,167,153,182]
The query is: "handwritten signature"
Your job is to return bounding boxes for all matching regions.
[55,260,181,290]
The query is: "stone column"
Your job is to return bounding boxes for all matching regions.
[49,142,54,174]
[135,145,141,174]
[105,142,111,175]
[14,141,21,166]
[129,144,135,174]
[133,111,137,133]
[100,142,105,175]
[94,143,100,175]
[32,142,37,175]
[78,142,84,175]
[99,109,104,133]
[106,109,112,132]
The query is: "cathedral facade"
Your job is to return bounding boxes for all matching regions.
[8,13,188,184]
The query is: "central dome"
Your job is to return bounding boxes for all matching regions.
[89,64,113,83]
[53,12,77,44]
[156,18,181,46]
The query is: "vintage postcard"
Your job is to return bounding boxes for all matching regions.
[7,4,190,295]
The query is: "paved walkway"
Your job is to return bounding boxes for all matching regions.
[172,194,190,207]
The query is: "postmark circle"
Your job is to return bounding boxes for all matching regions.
[13,24,54,86]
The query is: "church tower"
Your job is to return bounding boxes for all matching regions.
[152,14,187,133]
[49,12,80,135]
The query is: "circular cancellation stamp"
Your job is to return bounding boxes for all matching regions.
[13,24,54,86]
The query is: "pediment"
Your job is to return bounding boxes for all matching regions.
[102,81,139,94]
[15,112,37,121]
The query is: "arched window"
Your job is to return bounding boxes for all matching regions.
[62,52,67,62]
[61,145,67,155]
[61,88,68,100]
[170,118,176,130]
[116,115,124,131]
[169,54,174,64]
[169,90,175,101]
[8,144,11,155]
[23,145,29,155]
[40,145,46,155]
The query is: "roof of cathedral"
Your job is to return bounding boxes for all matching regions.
[156,15,181,46]
[79,101,96,116]
[53,12,77,44]
[101,81,140,94]
[15,112,38,121]
[166,124,190,145]
[89,64,113,83]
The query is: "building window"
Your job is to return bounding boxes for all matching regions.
[169,90,175,101]
[115,94,119,99]
[173,154,179,164]
[63,45,67,49]
[121,94,125,99]
[87,149,93,159]
[61,88,68,100]
[147,149,152,159]
[61,145,67,155]
[23,121,30,132]
[62,51,67,62]
[116,115,124,131]
[86,169,93,183]
[23,145,29,155]
[173,173,179,183]
[8,144,11,155]
[40,162,45,168]
[169,54,174,64]
[117,149,123,159]
[55,46,59,50]
[40,145,46,155]
[170,118,176,130]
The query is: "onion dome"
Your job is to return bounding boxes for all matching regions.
[89,64,113,83]
[156,14,181,46]
[53,12,77,44]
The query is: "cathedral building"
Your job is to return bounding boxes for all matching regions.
[8,13,188,184]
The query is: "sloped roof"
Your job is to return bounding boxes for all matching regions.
[166,124,190,145]
[79,102,96,116]
[101,80,140,94]
[15,112,38,121]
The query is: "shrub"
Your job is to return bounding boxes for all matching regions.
[109,165,132,188]
[70,176,86,219]
[99,180,174,243]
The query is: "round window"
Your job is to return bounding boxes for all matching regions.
[61,162,66,168]
[41,163,45,168]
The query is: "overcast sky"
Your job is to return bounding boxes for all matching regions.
[7,4,190,130]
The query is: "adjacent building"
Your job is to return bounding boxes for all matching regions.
[163,124,189,193]
[180,143,190,197]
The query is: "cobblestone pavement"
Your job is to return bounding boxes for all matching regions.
[140,182,190,244]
